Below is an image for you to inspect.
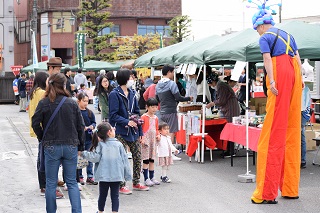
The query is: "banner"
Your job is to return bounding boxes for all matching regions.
[41,45,48,61]
[77,33,85,69]
[160,33,163,48]
[32,31,38,69]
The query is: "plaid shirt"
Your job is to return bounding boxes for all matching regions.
[26,79,34,93]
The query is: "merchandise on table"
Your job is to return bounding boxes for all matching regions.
[178,102,202,112]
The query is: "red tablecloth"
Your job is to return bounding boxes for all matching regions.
[186,135,217,157]
[203,119,228,150]
[220,123,261,152]
[176,118,228,149]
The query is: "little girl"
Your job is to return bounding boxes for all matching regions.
[82,122,132,213]
[158,122,179,183]
[140,98,161,186]
[77,93,97,185]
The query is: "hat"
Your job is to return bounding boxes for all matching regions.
[248,1,277,30]
[252,9,275,30]
[47,57,64,67]
[144,78,153,88]
[207,73,219,84]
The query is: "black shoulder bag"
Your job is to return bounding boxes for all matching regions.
[38,96,67,172]
[263,29,280,97]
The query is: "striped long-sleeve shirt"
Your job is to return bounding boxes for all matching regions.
[214,80,240,122]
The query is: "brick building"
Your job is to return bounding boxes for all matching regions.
[13,0,182,67]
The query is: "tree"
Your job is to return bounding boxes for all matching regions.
[168,15,191,44]
[112,34,162,60]
[77,0,115,61]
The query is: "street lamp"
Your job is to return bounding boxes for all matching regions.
[47,22,51,60]
[69,17,76,26]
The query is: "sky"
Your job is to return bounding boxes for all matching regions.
[182,0,320,40]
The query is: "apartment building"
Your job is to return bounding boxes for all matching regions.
[13,0,181,67]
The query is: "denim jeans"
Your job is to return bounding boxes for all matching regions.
[78,140,93,178]
[98,182,120,212]
[301,113,308,164]
[44,144,82,213]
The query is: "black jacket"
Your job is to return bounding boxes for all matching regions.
[65,75,75,96]
[32,95,85,151]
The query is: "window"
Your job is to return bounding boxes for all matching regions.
[17,21,31,43]
[98,25,120,36]
[138,25,170,36]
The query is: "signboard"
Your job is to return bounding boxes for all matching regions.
[76,33,85,69]
[10,65,23,76]
[41,45,48,61]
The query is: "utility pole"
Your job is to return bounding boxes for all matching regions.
[31,0,37,63]
[279,0,282,23]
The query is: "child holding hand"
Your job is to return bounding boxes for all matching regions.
[82,122,132,213]
[140,98,161,186]
[157,122,179,183]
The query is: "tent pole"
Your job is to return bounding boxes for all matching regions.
[201,64,206,163]
[237,62,256,183]
[151,67,155,80]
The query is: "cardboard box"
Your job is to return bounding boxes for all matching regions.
[249,97,267,115]
[250,97,267,108]
[305,130,317,150]
[258,103,266,115]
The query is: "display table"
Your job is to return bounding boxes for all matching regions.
[220,123,261,166]
[203,119,228,150]
[176,117,228,163]
[220,123,261,151]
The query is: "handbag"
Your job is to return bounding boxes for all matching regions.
[121,95,143,128]
[77,155,89,169]
[19,90,26,98]
[38,96,67,172]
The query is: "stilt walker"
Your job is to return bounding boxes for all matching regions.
[247,0,303,204]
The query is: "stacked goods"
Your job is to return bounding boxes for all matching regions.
[179,103,202,112]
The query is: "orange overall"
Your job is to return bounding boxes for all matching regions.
[252,33,302,201]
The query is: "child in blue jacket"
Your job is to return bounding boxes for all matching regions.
[82,122,132,213]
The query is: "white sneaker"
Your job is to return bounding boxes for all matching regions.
[144,179,155,187]
[171,154,181,161]
[127,152,132,159]
[78,183,82,191]
[151,178,160,185]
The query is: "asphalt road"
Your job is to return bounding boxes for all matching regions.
[1,103,320,213]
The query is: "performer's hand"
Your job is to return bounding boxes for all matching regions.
[270,82,278,96]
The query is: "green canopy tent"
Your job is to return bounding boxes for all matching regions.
[174,35,229,65]
[204,20,320,64]
[134,47,170,68]
[21,61,70,73]
[70,60,123,71]
[134,40,194,68]
[150,40,194,66]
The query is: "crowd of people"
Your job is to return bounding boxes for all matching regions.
[17,31,310,210]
